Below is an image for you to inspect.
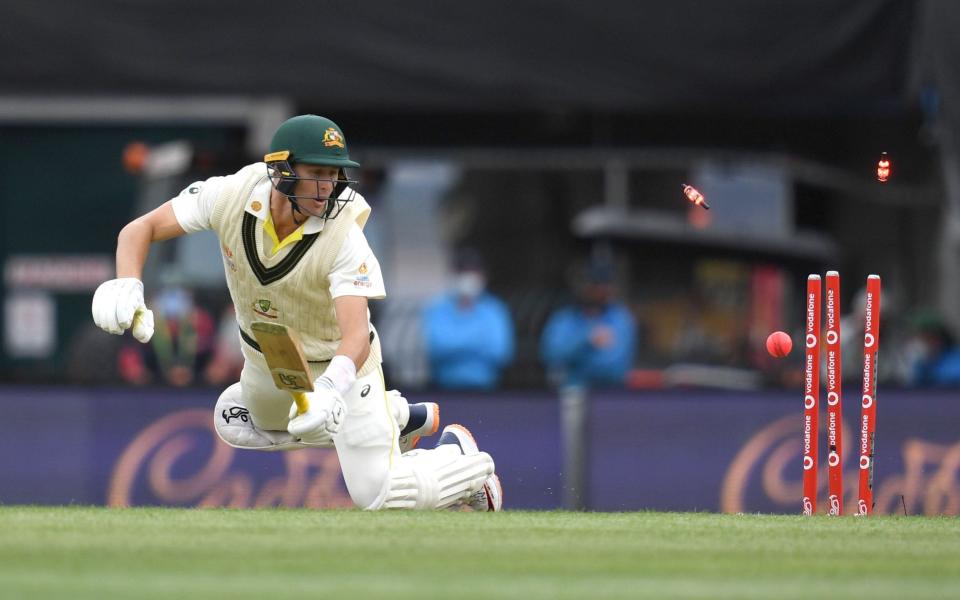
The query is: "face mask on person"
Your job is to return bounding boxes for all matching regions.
[454,272,486,299]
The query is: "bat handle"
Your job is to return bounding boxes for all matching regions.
[292,392,309,415]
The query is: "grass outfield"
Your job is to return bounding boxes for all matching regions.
[0,508,958,599]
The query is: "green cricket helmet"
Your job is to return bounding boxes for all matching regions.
[264,115,359,221]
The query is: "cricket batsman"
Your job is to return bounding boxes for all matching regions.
[92,115,501,511]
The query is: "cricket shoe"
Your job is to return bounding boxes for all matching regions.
[468,473,503,512]
[435,424,503,511]
[435,423,479,454]
[399,402,440,453]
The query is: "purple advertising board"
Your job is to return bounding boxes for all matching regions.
[0,386,957,514]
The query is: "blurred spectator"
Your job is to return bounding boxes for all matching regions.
[904,310,960,387]
[66,323,124,384]
[203,304,245,386]
[118,285,217,386]
[540,260,636,388]
[840,284,911,386]
[422,248,515,390]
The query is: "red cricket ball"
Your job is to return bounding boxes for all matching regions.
[766,331,793,358]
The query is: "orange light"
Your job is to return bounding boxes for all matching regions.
[122,141,149,174]
[682,184,710,210]
[877,152,891,183]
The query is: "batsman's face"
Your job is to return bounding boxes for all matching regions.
[293,164,339,210]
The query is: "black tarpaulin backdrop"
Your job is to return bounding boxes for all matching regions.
[0,0,918,115]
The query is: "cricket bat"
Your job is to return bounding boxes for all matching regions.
[250,321,311,415]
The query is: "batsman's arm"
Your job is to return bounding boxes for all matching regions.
[332,295,372,370]
[308,295,373,399]
[116,201,187,278]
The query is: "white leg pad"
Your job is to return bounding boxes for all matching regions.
[214,383,332,451]
[366,446,495,510]
[387,389,410,431]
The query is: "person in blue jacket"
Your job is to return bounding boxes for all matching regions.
[906,311,960,387]
[540,260,635,388]
[422,248,515,389]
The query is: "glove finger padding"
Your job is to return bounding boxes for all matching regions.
[287,383,347,441]
[288,412,330,444]
[92,280,121,333]
[131,307,155,343]
[115,280,145,329]
[92,278,146,336]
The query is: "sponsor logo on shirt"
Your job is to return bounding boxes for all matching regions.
[353,262,372,288]
[252,299,279,319]
[222,244,237,272]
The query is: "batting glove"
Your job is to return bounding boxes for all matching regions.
[91,277,155,343]
[287,376,347,443]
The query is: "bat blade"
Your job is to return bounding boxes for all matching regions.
[250,321,312,414]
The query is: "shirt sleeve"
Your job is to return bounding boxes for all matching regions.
[170,176,224,233]
[329,224,387,299]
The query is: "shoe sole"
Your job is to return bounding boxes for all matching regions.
[425,403,440,436]
[484,473,503,511]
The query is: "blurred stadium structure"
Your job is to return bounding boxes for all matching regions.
[1,1,959,512]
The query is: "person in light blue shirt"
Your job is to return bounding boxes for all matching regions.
[540,261,635,388]
[422,249,515,390]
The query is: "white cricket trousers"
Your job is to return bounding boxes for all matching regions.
[236,341,398,509]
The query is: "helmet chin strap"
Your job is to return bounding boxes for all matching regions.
[286,194,330,225]
[289,199,307,226]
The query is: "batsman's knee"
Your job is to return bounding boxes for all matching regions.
[214,383,317,451]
